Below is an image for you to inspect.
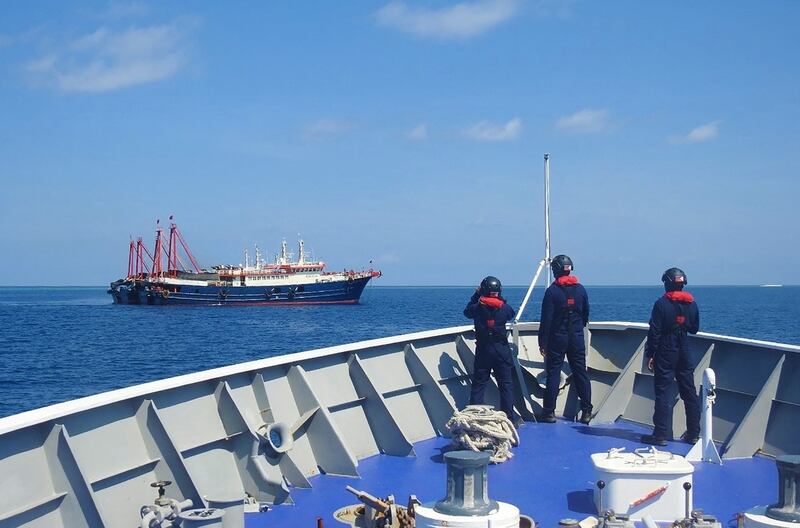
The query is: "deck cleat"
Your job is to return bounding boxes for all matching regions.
[415,450,523,527]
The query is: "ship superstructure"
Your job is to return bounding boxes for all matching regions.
[108,220,380,305]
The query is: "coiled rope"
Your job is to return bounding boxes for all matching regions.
[445,405,520,464]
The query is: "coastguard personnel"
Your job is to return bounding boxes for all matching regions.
[537,255,592,424]
[464,276,523,427]
[642,268,701,446]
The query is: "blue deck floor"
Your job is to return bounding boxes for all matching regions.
[248,420,777,528]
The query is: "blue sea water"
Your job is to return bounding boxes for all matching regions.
[0,285,798,418]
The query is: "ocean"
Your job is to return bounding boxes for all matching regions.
[0,285,797,418]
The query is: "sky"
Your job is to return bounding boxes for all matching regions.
[0,1,798,286]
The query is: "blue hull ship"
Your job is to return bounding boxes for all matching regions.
[108,220,380,306]
[109,274,374,305]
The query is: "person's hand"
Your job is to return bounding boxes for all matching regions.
[647,357,654,372]
[540,346,547,357]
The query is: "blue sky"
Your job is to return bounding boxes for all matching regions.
[0,1,798,286]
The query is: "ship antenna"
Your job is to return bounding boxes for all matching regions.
[544,153,552,284]
[514,153,552,326]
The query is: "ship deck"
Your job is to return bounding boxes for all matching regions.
[1,323,794,528]
[251,419,776,528]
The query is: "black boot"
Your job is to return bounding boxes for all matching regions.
[681,432,700,444]
[536,412,556,423]
[578,409,592,425]
[641,434,668,446]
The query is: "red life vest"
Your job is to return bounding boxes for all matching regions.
[476,295,507,343]
[479,295,504,328]
[555,275,579,311]
[664,290,694,331]
[555,275,579,286]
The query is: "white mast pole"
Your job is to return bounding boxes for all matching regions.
[544,153,552,284]
[514,153,553,324]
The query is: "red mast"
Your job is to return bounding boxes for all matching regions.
[127,240,135,278]
[137,237,152,276]
[135,238,143,276]
[127,217,198,280]
[152,223,164,277]
[173,223,201,273]
[167,223,178,277]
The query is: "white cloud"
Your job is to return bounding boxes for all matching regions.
[25,22,192,93]
[406,123,428,140]
[375,0,518,39]
[302,119,355,139]
[463,117,522,141]
[669,121,721,144]
[555,108,610,133]
[25,55,57,73]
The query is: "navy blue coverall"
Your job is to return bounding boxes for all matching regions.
[539,279,592,415]
[646,292,701,439]
[464,291,519,422]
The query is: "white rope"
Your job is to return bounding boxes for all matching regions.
[445,405,520,464]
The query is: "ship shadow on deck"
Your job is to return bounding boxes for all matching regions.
[572,424,643,443]
[566,489,597,515]
[429,444,456,464]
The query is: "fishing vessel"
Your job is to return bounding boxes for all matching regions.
[108,222,381,305]
[2,157,797,528]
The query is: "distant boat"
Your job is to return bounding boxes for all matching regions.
[760,284,783,287]
[108,220,381,305]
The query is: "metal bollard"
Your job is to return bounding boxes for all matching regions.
[766,455,800,523]
[434,451,498,516]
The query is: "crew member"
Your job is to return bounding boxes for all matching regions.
[537,255,592,424]
[642,267,701,446]
[464,276,523,427]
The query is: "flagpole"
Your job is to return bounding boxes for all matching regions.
[515,153,552,323]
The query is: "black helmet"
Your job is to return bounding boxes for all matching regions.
[551,255,573,277]
[480,276,502,297]
[662,267,687,290]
